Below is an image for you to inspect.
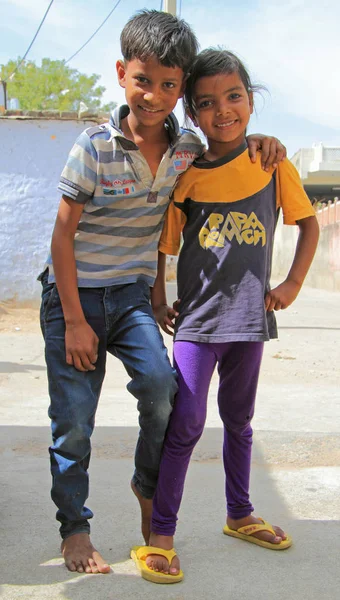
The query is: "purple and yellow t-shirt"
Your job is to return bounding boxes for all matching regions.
[159,141,315,343]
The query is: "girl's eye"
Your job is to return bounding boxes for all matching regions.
[164,82,175,89]
[198,100,212,109]
[230,93,241,100]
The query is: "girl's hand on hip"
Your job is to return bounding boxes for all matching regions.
[265,280,301,312]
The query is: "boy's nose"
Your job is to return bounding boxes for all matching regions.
[144,89,160,104]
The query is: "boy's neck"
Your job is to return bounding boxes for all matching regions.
[120,111,170,178]
[121,111,169,146]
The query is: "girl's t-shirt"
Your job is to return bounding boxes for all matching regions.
[159,141,315,343]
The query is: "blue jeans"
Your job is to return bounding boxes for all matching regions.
[40,272,177,539]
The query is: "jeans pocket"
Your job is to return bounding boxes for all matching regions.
[41,281,60,322]
[138,280,151,302]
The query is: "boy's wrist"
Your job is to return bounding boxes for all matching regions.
[64,315,87,327]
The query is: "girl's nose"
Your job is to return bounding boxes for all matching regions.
[216,102,230,116]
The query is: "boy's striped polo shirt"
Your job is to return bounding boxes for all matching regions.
[46,104,203,287]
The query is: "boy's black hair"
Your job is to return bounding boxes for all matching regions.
[120,9,199,74]
[184,48,264,118]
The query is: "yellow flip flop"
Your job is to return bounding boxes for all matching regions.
[130,545,183,584]
[223,518,292,550]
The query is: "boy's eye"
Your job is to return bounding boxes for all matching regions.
[136,76,149,84]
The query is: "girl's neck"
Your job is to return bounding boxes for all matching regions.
[204,135,246,162]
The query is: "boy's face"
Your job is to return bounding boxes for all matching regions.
[116,57,185,127]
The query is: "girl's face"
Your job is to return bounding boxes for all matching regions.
[192,71,253,155]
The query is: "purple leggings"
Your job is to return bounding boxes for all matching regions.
[151,340,264,536]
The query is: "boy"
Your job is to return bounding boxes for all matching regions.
[39,9,286,574]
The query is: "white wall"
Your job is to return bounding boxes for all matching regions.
[0,118,97,305]
[1,118,338,305]
[272,210,340,291]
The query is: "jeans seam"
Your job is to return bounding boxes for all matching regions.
[103,287,110,333]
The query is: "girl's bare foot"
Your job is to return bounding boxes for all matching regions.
[227,515,286,545]
[131,481,153,544]
[61,533,111,574]
[145,533,180,575]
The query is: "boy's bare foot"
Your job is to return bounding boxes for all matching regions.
[227,515,286,545]
[61,533,111,574]
[145,533,180,575]
[131,480,153,544]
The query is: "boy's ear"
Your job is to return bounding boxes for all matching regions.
[177,76,187,100]
[116,60,126,88]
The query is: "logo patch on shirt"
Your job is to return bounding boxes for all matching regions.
[175,151,196,159]
[174,159,189,172]
[103,186,135,195]
[100,177,136,188]
[147,191,158,203]
[199,211,266,249]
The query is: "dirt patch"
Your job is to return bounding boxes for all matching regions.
[0,305,40,334]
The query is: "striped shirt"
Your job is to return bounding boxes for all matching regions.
[46,105,203,287]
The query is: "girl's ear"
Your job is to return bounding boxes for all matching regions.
[249,91,254,115]
[185,107,198,127]
[116,60,126,88]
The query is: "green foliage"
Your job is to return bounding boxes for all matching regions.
[0,58,117,112]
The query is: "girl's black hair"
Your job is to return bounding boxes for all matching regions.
[184,47,264,118]
[120,10,199,75]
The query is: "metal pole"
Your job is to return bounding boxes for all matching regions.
[0,81,7,113]
[163,0,177,16]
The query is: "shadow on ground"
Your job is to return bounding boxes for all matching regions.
[0,425,339,600]
[0,361,46,374]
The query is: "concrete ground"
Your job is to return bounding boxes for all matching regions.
[0,283,340,599]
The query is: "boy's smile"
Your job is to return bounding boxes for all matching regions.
[116,57,185,129]
[193,72,253,157]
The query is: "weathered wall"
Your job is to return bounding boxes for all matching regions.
[0,117,98,305]
[272,202,340,291]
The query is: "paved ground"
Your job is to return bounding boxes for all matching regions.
[0,283,340,599]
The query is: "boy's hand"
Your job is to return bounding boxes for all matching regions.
[265,280,301,312]
[65,321,99,371]
[246,134,286,171]
[153,304,179,336]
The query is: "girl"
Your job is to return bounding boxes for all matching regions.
[130,48,319,583]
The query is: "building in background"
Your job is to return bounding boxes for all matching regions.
[291,143,340,205]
